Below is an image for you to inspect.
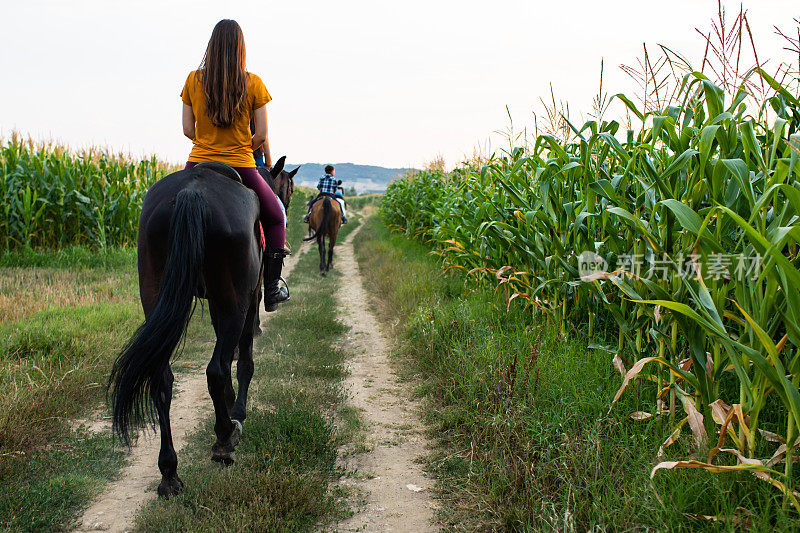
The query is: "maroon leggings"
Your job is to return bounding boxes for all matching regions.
[185,162,285,250]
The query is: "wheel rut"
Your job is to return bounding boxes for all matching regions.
[334,223,436,532]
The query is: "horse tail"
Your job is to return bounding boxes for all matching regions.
[109,187,208,445]
[303,197,332,242]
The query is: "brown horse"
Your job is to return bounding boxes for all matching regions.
[303,196,342,275]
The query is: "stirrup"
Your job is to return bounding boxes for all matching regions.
[277,276,290,300]
[266,248,290,260]
[264,277,290,312]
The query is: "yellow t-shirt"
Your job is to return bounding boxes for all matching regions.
[180,70,271,168]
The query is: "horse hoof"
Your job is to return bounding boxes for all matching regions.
[265,303,278,312]
[157,475,184,498]
[211,420,243,465]
[211,451,236,466]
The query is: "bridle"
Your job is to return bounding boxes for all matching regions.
[265,171,293,210]
[277,174,293,210]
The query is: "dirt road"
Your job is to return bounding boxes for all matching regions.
[334,224,436,532]
[75,216,437,532]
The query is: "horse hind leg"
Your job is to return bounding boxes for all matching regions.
[318,236,326,275]
[253,286,263,336]
[230,292,257,423]
[153,365,184,497]
[327,230,338,273]
[223,348,236,415]
[207,303,247,465]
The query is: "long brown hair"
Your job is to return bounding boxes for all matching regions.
[198,19,248,128]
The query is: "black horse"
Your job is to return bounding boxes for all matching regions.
[109,157,296,498]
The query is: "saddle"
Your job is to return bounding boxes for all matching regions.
[194,161,242,183]
[194,162,264,249]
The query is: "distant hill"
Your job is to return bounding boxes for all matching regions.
[285,162,416,193]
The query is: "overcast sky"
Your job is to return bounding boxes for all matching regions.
[0,0,796,168]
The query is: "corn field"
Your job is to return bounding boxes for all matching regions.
[0,133,172,251]
[382,63,800,508]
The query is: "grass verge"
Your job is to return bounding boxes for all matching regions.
[0,247,140,531]
[0,245,238,531]
[353,214,798,531]
[134,213,360,531]
[0,430,125,531]
[0,246,137,269]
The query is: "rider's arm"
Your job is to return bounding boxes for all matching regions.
[182,104,195,140]
[251,105,267,151]
[263,138,272,168]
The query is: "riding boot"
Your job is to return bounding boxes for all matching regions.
[264,248,290,312]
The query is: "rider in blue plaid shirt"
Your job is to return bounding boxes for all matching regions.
[316,173,338,195]
[303,165,348,223]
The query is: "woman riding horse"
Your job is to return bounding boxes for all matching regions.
[181,19,289,310]
[110,19,290,498]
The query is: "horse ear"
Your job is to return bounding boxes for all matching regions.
[271,156,286,177]
[289,166,300,178]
